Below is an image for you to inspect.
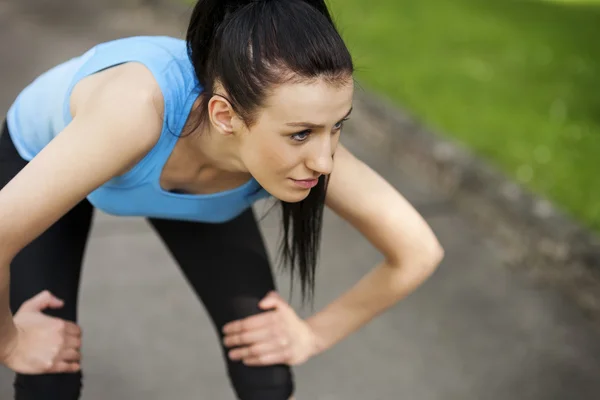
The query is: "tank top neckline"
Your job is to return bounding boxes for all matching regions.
[150,96,260,201]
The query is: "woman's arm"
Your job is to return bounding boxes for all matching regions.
[222,143,443,365]
[0,63,164,373]
[305,143,444,353]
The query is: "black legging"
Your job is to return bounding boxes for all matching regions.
[0,120,294,400]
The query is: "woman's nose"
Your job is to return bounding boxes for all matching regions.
[305,138,334,175]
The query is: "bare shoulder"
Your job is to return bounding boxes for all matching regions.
[65,62,169,176]
[70,62,165,146]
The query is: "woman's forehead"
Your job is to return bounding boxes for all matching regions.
[262,79,354,122]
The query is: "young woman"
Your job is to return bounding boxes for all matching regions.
[0,0,444,398]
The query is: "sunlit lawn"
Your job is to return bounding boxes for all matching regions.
[327,0,600,231]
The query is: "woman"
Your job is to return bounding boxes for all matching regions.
[0,0,443,399]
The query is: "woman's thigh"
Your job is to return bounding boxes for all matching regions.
[148,208,295,400]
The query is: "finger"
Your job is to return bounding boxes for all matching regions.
[269,291,285,302]
[228,340,282,361]
[243,350,290,367]
[223,328,273,348]
[51,361,81,374]
[258,298,278,311]
[59,348,81,362]
[64,335,82,350]
[21,290,64,312]
[258,291,283,310]
[46,295,66,309]
[222,311,276,334]
[63,321,82,337]
[50,319,81,339]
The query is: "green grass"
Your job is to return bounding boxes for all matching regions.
[325,0,600,231]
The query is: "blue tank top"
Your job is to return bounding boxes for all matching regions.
[6,36,271,223]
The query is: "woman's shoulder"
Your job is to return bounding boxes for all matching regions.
[68,62,166,179]
[93,35,194,80]
[71,62,165,122]
[68,37,201,184]
[72,35,199,125]
[99,36,198,111]
[76,35,197,98]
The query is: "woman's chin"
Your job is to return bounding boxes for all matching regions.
[269,187,311,203]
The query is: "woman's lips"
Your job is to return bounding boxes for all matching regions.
[290,178,319,189]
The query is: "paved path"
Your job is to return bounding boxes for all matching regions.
[1,1,600,399]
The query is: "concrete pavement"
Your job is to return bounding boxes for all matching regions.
[1,1,600,399]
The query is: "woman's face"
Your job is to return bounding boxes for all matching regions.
[235,76,354,203]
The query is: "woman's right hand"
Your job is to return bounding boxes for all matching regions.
[1,290,82,374]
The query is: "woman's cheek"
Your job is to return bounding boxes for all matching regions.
[261,141,298,173]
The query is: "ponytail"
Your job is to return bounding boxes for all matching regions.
[186,0,353,302]
[186,0,246,88]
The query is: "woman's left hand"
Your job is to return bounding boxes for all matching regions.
[222,291,319,367]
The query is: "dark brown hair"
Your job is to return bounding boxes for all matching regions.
[186,0,354,300]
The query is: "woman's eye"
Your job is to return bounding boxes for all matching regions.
[333,118,349,131]
[291,130,311,142]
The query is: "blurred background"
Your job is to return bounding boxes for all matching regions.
[327,0,600,234]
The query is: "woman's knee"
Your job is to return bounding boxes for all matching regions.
[14,371,83,400]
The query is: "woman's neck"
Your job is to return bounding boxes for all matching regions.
[188,123,248,174]
[159,120,251,194]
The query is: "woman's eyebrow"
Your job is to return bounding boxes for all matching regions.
[285,107,353,129]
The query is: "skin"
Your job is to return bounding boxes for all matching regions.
[203,78,353,202]
[208,77,445,368]
[0,62,444,396]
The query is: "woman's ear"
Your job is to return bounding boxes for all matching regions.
[208,94,236,135]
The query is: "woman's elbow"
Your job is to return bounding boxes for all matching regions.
[409,234,445,279]
[427,238,445,269]
[388,233,444,278]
